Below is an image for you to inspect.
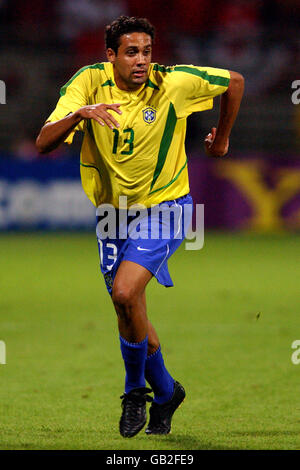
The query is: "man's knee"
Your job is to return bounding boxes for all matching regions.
[112,283,137,316]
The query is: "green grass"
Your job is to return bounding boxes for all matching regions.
[0,232,300,450]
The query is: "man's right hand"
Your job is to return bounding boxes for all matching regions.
[36,103,122,154]
[76,103,122,130]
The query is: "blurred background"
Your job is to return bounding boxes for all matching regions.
[0,0,300,232]
[2,2,300,451]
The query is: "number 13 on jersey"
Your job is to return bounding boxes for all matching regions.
[112,128,135,156]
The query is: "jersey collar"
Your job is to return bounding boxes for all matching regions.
[105,63,157,99]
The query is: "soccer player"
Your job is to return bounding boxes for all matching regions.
[36,16,244,438]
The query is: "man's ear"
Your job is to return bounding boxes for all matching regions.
[106,48,116,64]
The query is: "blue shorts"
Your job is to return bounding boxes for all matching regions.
[95,194,193,294]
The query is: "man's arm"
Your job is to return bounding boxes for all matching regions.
[204,70,244,157]
[36,103,122,154]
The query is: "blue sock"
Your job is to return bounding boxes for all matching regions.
[145,346,175,404]
[119,335,148,394]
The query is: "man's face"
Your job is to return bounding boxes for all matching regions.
[106,32,152,91]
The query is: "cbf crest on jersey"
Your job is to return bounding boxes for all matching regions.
[143,107,156,124]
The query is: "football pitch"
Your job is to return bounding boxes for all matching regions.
[0,232,300,450]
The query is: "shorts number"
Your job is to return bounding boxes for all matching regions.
[98,240,118,271]
[112,128,135,156]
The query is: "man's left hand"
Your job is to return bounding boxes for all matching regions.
[204,127,229,158]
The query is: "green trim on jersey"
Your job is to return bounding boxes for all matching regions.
[60,63,105,96]
[101,77,158,89]
[173,66,230,87]
[101,79,115,87]
[153,64,173,73]
[80,162,101,176]
[149,158,187,195]
[153,64,230,87]
[150,102,177,191]
[145,78,159,90]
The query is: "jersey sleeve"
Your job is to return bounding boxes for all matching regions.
[164,65,230,119]
[46,67,90,144]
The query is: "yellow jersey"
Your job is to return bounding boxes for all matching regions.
[47,62,230,208]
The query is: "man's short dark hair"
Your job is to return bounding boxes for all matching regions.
[105,16,155,54]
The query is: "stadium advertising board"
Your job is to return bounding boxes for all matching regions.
[1,156,300,231]
[0,159,94,230]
